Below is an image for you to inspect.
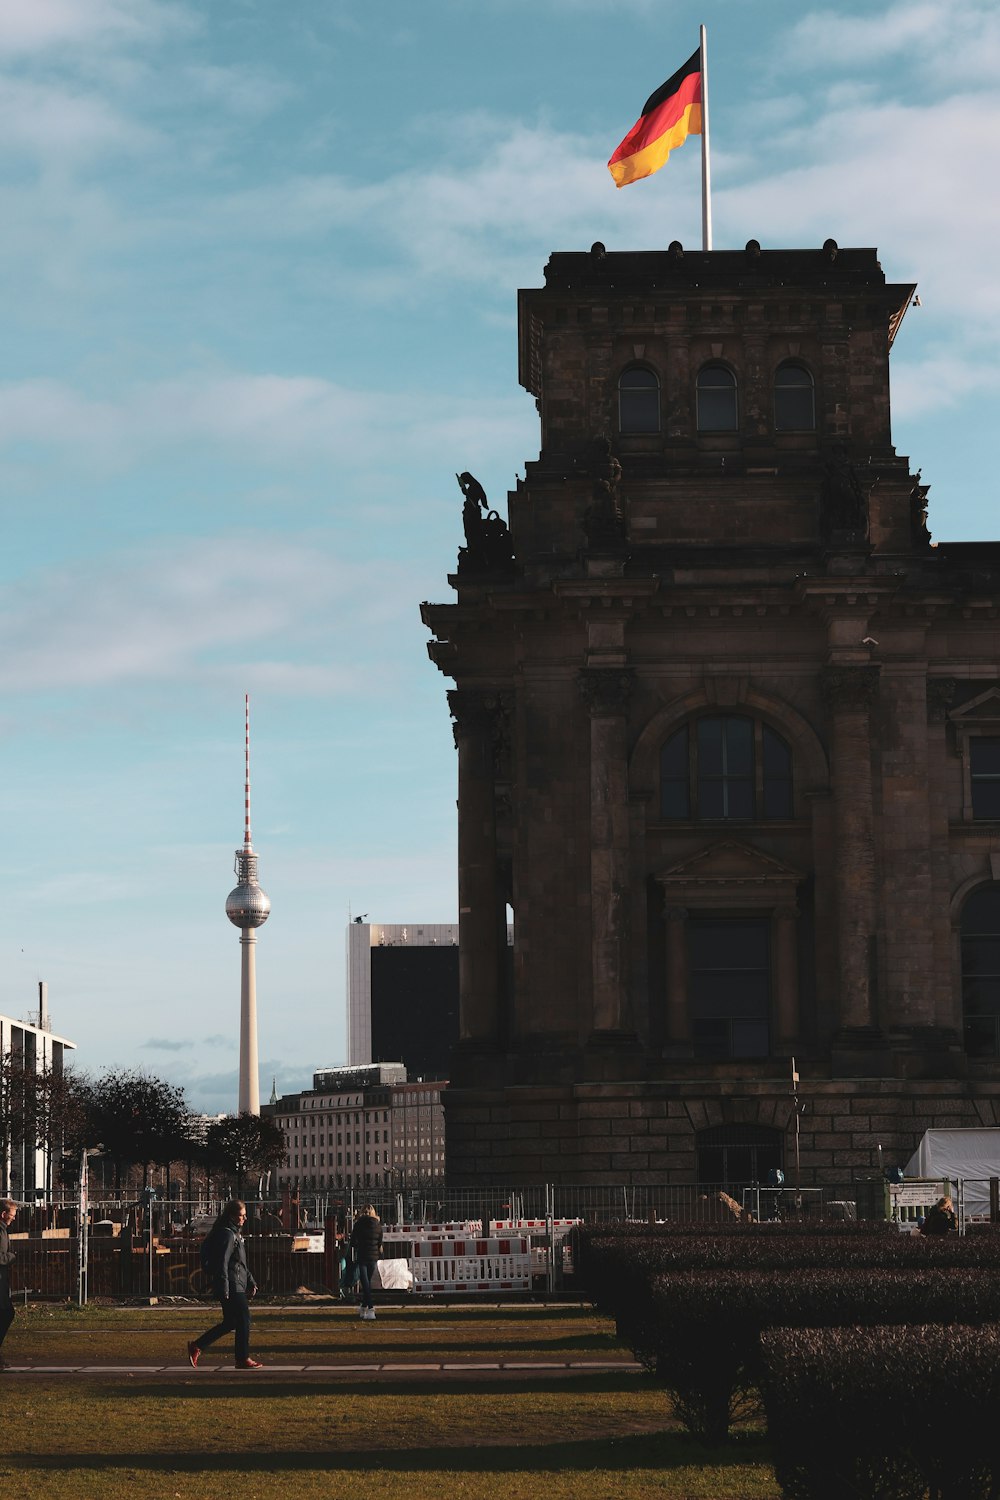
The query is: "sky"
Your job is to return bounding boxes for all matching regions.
[1,0,998,1114]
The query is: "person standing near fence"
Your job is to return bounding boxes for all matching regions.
[350,1204,382,1321]
[187,1199,262,1369]
[0,1199,18,1369]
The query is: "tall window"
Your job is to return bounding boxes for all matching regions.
[696,1124,783,1187]
[689,916,771,1060]
[619,365,660,433]
[659,716,793,821]
[773,362,815,431]
[962,885,1000,1058]
[696,363,738,431]
[970,737,1000,820]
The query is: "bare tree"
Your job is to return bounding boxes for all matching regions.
[205,1113,287,1199]
[0,1052,87,1199]
[82,1070,189,1194]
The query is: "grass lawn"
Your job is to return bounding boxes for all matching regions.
[0,1304,781,1500]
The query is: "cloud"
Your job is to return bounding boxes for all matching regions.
[717,94,1000,336]
[177,1058,322,1114]
[21,873,144,906]
[784,0,1000,85]
[0,0,194,58]
[0,370,535,485]
[0,534,416,695]
[142,1037,193,1052]
[181,62,292,119]
[888,349,1000,421]
[209,120,616,285]
[0,76,154,161]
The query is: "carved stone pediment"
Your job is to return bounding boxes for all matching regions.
[948,686,1000,723]
[654,839,804,905]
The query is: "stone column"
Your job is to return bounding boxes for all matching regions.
[773,903,801,1050]
[926,677,958,1034]
[448,689,502,1046]
[821,665,880,1032]
[579,669,632,1037]
[664,905,691,1043]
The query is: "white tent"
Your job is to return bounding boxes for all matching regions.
[904,1128,1000,1217]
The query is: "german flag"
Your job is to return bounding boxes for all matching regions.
[608,50,702,189]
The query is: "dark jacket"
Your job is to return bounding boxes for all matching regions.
[350,1214,383,1263]
[920,1206,957,1236]
[216,1226,257,1299]
[0,1222,15,1299]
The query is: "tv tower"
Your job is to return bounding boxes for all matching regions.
[225,694,270,1115]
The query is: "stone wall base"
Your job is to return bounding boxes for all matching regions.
[443,1078,1000,1187]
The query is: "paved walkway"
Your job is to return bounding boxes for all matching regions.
[2,1357,640,1379]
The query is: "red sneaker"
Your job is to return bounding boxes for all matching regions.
[235,1357,263,1369]
[187,1342,200,1368]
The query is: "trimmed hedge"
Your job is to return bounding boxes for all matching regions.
[647,1268,1000,1443]
[761,1324,1000,1500]
[576,1228,1000,1291]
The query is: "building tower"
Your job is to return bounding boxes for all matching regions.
[225,694,270,1115]
[423,239,1000,1188]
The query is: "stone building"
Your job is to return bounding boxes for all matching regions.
[268,1065,446,1192]
[421,239,1000,1188]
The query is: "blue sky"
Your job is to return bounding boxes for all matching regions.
[1,0,998,1113]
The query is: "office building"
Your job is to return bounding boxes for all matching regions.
[346,922,459,1080]
[0,984,76,1201]
[268,1063,445,1191]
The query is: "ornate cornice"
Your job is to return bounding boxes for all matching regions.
[447,689,493,739]
[448,689,513,772]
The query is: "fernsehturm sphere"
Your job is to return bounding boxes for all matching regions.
[225,695,270,1115]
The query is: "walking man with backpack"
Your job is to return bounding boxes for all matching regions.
[188,1199,262,1369]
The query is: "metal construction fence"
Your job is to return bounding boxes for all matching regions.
[7,1178,994,1306]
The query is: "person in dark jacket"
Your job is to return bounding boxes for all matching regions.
[0,1199,18,1370]
[350,1205,382,1321]
[188,1200,262,1368]
[920,1195,957,1235]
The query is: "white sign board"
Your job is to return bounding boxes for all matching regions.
[889,1181,948,1208]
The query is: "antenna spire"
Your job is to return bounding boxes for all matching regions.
[226,692,270,1117]
[244,692,252,849]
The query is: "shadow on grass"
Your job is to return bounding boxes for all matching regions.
[253,1334,623,1356]
[250,1306,598,1323]
[5,1429,771,1476]
[112,1373,648,1400]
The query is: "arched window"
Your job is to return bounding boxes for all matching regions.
[696,363,738,431]
[659,716,793,821]
[696,1123,783,1187]
[619,365,660,433]
[774,362,815,432]
[962,885,1000,1057]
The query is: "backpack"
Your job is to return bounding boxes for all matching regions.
[199,1223,226,1278]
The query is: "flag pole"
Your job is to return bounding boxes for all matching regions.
[699,23,713,251]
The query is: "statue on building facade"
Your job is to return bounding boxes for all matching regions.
[909,471,932,547]
[821,448,870,540]
[456,471,514,574]
[581,435,627,549]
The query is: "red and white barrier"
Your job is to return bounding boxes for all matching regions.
[409,1252,531,1293]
